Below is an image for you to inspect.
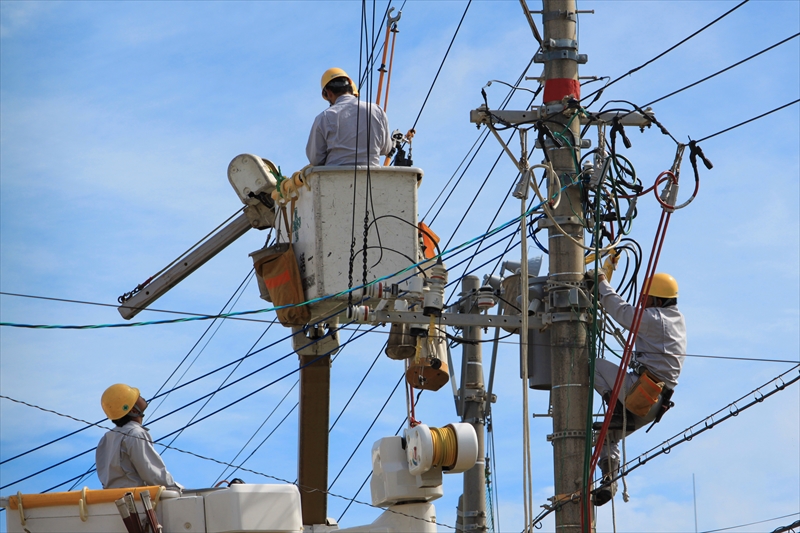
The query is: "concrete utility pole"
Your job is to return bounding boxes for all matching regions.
[459,275,487,533]
[541,1,590,532]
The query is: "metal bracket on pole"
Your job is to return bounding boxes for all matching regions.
[546,430,587,442]
[537,215,582,228]
[536,137,591,149]
[371,309,539,329]
[542,312,590,325]
[470,107,655,128]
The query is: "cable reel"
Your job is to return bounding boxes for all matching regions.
[404,423,478,476]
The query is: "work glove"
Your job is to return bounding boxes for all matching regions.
[600,249,620,282]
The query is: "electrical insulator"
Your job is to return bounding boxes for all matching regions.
[476,286,496,311]
[423,262,448,317]
[346,305,371,323]
[406,276,424,299]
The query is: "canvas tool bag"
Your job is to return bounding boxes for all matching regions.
[253,203,310,327]
[625,369,665,417]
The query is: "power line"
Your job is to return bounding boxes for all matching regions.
[411,0,472,130]
[0,325,372,490]
[696,99,800,143]
[700,512,800,533]
[328,373,403,490]
[642,32,799,109]
[581,0,750,103]
[0,290,273,324]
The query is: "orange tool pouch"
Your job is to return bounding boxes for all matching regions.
[253,204,310,327]
[625,370,664,417]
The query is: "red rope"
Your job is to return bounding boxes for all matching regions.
[583,170,678,529]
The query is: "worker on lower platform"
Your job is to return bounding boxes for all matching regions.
[589,269,687,506]
[96,383,183,491]
[306,67,393,166]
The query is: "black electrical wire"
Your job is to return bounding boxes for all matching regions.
[696,98,800,143]
[581,0,751,103]
[1,323,374,491]
[214,380,299,484]
[0,291,272,323]
[328,372,404,490]
[337,403,415,522]
[1,270,267,469]
[700,513,800,533]
[159,319,278,455]
[410,0,472,130]
[642,32,799,109]
[424,56,538,224]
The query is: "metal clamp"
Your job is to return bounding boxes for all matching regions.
[542,311,590,325]
[547,430,587,442]
[535,137,591,149]
[541,10,577,23]
[537,215,582,228]
[534,50,588,64]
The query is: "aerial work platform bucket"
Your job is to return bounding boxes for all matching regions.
[260,165,423,326]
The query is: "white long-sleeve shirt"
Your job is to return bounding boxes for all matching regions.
[598,280,687,389]
[96,421,182,490]
[306,94,392,166]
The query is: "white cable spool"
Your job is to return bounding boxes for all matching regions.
[404,423,478,476]
[405,424,435,476]
[448,423,478,474]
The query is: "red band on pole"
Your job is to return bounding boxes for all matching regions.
[543,78,580,103]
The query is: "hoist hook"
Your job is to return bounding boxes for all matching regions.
[387,6,402,26]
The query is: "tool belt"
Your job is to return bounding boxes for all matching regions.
[625,368,665,417]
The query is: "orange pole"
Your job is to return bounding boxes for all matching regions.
[375,22,392,105]
[383,25,399,113]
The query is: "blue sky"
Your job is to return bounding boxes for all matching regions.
[1,1,798,532]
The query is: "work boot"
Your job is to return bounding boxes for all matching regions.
[593,458,619,507]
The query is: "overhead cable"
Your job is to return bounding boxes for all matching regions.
[582,0,750,102]
[0,326,372,490]
[410,0,472,130]
[700,513,800,533]
[0,291,273,323]
[696,99,800,143]
[642,32,799,109]
[328,373,404,490]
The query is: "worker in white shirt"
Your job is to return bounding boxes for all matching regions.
[589,269,687,506]
[306,68,393,166]
[96,383,182,491]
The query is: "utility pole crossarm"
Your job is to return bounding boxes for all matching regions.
[470,106,655,128]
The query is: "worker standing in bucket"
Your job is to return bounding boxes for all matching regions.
[588,266,687,506]
[306,68,393,166]
[96,383,183,491]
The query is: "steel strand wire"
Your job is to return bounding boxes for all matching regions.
[601,364,800,491]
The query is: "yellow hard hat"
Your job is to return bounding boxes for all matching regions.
[320,67,359,97]
[101,383,140,421]
[645,273,678,299]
